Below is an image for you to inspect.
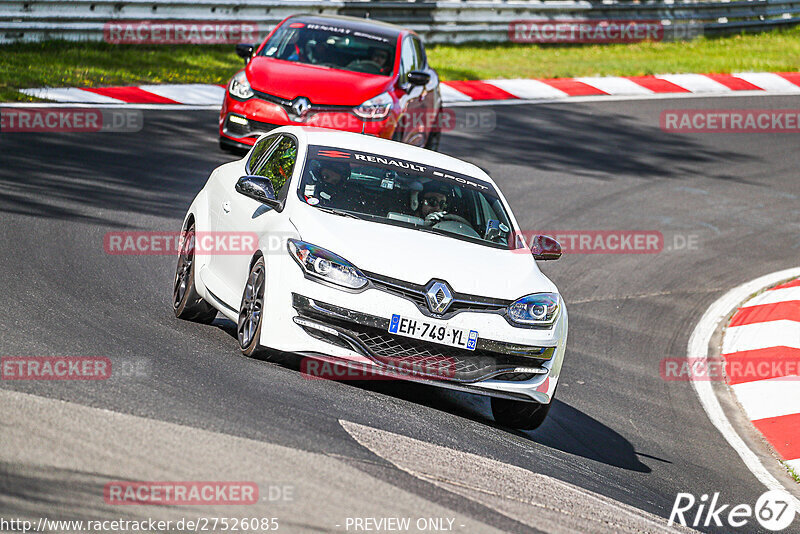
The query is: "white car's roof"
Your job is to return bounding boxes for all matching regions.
[272,126,495,186]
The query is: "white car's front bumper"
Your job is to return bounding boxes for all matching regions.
[258,254,568,404]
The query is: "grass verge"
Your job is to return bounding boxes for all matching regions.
[787,464,800,484]
[427,27,800,80]
[1,28,799,102]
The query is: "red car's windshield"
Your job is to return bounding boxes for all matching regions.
[259,21,396,76]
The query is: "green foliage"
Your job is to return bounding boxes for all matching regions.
[426,27,800,80]
[257,139,297,192]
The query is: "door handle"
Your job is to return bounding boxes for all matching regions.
[222,201,231,213]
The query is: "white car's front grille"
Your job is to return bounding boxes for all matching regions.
[364,271,511,318]
[292,294,552,383]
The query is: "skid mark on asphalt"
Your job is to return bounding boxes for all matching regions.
[0,389,505,533]
[568,287,726,305]
[340,420,696,534]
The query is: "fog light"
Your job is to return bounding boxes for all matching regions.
[512,367,548,374]
[229,114,249,125]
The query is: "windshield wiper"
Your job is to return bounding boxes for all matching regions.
[416,226,454,237]
[315,206,363,220]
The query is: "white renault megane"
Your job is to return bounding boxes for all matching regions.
[174,126,567,429]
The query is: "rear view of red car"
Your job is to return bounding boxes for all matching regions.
[220,14,442,153]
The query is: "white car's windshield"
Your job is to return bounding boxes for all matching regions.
[259,21,396,76]
[297,145,515,248]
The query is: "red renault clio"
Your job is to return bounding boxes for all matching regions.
[220,14,443,153]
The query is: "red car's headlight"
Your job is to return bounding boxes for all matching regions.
[229,71,254,100]
[353,92,392,120]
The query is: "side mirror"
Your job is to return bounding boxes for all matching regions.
[530,235,562,261]
[235,175,281,209]
[236,43,255,64]
[485,219,506,243]
[406,70,431,87]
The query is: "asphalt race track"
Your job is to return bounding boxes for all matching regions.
[1,95,799,533]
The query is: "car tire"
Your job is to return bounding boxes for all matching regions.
[219,137,249,156]
[491,397,552,430]
[392,125,404,143]
[238,257,267,358]
[219,138,236,153]
[173,224,218,324]
[424,130,441,152]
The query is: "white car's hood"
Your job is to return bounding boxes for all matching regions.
[289,207,557,301]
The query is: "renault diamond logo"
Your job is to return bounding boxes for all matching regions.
[425,280,453,314]
[291,97,311,119]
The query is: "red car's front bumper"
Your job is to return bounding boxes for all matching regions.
[219,95,397,151]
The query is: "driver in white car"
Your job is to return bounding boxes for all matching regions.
[316,160,349,203]
[416,181,451,224]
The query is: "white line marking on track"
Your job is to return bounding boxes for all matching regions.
[743,286,800,307]
[19,87,126,104]
[687,267,800,510]
[444,89,800,108]
[787,458,800,473]
[734,72,800,93]
[730,377,800,421]
[8,90,800,110]
[138,84,225,105]
[574,76,654,96]
[1,103,221,110]
[439,83,473,102]
[483,79,569,99]
[340,420,696,533]
[655,74,732,94]
[723,320,800,353]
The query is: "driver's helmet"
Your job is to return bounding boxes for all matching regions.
[420,180,451,211]
[318,160,351,185]
[368,46,391,71]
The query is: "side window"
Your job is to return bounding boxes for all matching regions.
[476,193,498,231]
[246,134,279,174]
[399,37,417,80]
[252,135,297,202]
[411,37,426,69]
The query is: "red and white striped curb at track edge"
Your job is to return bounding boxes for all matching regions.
[17,72,800,106]
[722,277,800,477]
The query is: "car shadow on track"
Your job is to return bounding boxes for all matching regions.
[355,381,660,474]
[212,317,658,474]
[0,111,239,226]
[442,101,754,184]
[0,461,141,523]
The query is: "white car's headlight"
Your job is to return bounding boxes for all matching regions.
[288,239,368,290]
[353,92,393,120]
[229,70,254,100]
[508,293,560,326]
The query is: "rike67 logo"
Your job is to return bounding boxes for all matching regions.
[669,490,797,531]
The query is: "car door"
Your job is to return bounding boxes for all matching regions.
[412,36,441,132]
[397,35,428,147]
[214,134,298,306]
[202,134,279,306]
